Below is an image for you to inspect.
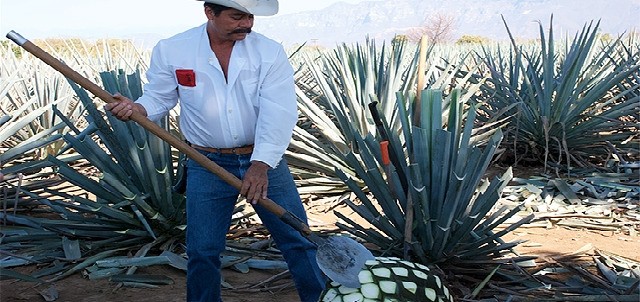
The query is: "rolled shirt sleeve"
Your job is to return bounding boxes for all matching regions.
[251,46,297,168]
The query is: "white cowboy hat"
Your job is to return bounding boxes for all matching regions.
[199,0,279,16]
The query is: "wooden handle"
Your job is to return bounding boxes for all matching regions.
[7,31,312,236]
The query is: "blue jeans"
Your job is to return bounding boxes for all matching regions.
[185,151,326,302]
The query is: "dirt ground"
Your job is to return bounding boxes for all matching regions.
[2,218,638,302]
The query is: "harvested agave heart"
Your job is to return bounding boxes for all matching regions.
[319,256,453,302]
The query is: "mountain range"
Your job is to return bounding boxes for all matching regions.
[253,0,640,47]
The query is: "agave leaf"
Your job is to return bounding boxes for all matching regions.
[160,250,187,271]
[0,98,64,142]
[109,274,174,285]
[334,213,396,249]
[96,256,171,268]
[0,212,43,230]
[129,204,157,239]
[0,114,11,126]
[0,268,43,283]
[341,197,402,239]
[46,155,121,202]
[32,261,68,278]
[87,267,125,280]
[61,237,81,260]
[49,248,126,282]
[334,168,384,224]
[551,179,582,204]
[48,197,138,226]
[470,265,501,298]
[61,133,130,182]
[0,255,35,268]
[0,128,64,163]
[243,259,288,270]
[120,282,159,288]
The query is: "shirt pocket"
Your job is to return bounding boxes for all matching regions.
[173,67,197,103]
[177,85,195,103]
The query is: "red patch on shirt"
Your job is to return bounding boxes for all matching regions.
[176,69,196,87]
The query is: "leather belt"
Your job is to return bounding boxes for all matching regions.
[191,144,254,155]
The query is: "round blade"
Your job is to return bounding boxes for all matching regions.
[315,235,374,288]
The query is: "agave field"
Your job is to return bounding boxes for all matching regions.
[1,18,639,301]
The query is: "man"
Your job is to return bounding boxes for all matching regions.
[104,1,326,301]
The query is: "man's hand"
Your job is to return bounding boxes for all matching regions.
[241,161,270,205]
[104,93,147,121]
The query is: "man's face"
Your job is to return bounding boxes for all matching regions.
[206,7,254,42]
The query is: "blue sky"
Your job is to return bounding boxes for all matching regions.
[0,0,367,40]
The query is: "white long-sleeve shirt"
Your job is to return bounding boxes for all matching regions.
[136,23,297,168]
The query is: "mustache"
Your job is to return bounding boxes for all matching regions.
[230,28,252,34]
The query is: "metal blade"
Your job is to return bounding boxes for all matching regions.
[315,235,375,288]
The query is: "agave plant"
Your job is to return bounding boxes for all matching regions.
[334,88,532,265]
[291,38,491,203]
[1,39,148,157]
[0,69,273,285]
[1,44,82,222]
[476,16,640,172]
[1,69,184,279]
[0,49,80,162]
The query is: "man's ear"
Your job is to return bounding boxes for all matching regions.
[204,6,215,20]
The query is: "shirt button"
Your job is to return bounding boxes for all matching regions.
[228,108,232,113]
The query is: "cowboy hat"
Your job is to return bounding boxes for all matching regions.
[198,0,279,16]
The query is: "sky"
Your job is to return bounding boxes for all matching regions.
[0,0,366,41]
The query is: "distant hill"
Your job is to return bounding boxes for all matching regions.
[254,0,640,47]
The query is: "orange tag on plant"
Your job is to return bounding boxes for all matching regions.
[380,141,390,165]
